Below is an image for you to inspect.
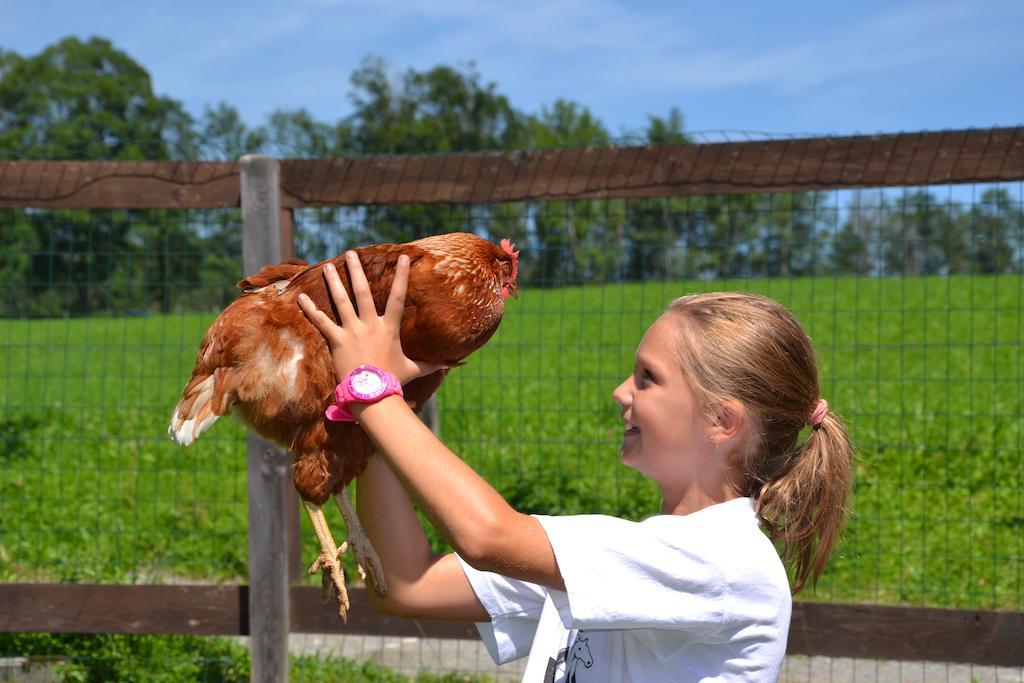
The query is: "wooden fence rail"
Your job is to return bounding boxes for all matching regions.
[1,127,1022,209]
[1,585,1021,667]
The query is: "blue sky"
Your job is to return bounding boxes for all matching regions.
[2,0,1022,139]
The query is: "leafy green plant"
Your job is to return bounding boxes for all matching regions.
[0,633,500,683]
[0,633,248,683]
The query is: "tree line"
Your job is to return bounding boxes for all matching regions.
[0,37,1021,316]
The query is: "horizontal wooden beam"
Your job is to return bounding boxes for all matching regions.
[278,127,1024,206]
[290,586,478,640]
[0,127,1021,209]
[0,584,476,640]
[0,159,241,209]
[0,584,1020,665]
[787,601,1024,666]
[0,584,247,636]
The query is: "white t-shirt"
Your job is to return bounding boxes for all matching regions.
[459,497,791,682]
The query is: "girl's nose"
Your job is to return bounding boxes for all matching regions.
[612,377,632,407]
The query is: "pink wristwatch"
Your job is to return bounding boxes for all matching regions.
[325,365,404,422]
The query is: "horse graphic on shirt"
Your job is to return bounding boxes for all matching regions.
[567,636,593,681]
[544,633,594,683]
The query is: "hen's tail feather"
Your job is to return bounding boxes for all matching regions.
[168,372,233,446]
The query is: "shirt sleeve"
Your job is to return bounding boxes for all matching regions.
[534,513,728,637]
[457,555,547,664]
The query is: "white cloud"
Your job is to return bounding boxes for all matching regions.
[266,0,1022,111]
[4,0,1021,133]
[570,0,1024,98]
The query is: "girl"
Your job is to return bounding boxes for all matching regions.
[297,252,853,683]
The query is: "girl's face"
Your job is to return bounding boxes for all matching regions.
[612,315,718,489]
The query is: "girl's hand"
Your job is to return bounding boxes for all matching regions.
[297,251,443,385]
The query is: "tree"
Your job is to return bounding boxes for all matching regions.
[521,100,613,284]
[524,99,610,149]
[314,58,530,258]
[644,107,689,146]
[672,193,761,279]
[0,36,192,160]
[196,103,267,160]
[878,190,962,276]
[0,38,221,315]
[0,210,37,316]
[346,56,524,155]
[265,108,347,158]
[523,105,696,285]
[831,192,882,276]
[751,192,834,278]
[968,188,1020,274]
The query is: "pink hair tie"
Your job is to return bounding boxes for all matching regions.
[808,399,828,428]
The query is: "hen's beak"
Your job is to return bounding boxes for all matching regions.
[503,281,519,300]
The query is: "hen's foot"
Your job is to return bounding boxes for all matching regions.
[307,542,350,620]
[334,488,388,598]
[302,500,351,622]
[347,530,387,598]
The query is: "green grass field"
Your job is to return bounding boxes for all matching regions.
[1,274,1022,611]
[0,631,501,682]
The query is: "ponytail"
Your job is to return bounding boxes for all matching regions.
[755,409,853,593]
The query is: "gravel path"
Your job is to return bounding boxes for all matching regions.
[4,637,1020,681]
[284,633,1024,682]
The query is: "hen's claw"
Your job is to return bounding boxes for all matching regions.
[308,543,349,620]
[303,501,352,622]
[305,544,350,618]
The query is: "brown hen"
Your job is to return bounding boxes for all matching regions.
[168,232,519,620]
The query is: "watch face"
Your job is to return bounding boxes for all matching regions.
[349,368,386,400]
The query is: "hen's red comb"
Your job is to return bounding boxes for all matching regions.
[500,238,520,282]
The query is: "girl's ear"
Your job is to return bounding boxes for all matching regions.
[707,399,747,444]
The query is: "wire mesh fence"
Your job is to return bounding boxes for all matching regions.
[1,142,1023,680]
[0,208,250,585]
[292,186,1024,615]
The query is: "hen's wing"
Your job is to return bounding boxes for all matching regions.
[168,260,308,446]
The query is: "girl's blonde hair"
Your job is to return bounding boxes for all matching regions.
[666,292,853,593]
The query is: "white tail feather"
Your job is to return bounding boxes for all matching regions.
[168,375,220,446]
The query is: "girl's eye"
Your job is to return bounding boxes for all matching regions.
[639,368,655,385]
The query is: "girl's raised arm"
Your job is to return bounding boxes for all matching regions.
[356,453,488,620]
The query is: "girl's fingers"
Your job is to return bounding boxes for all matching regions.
[384,255,410,326]
[345,251,377,319]
[297,294,339,342]
[323,262,357,327]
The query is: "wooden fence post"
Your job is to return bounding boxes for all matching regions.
[278,207,303,583]
[241,155,290,683]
